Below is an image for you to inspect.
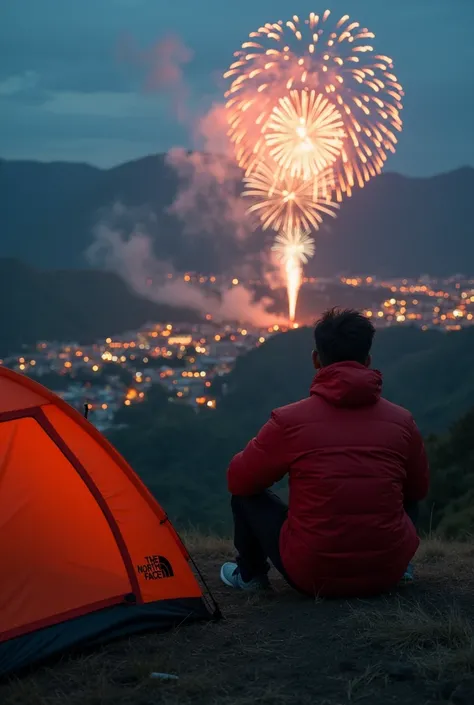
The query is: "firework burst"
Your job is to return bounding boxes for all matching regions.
[243,162,339,232]
[264,89,345,180]
[225,10,403,200]
[224,10,403,322]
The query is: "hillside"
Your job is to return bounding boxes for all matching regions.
[0,259,201,355]
[426,407,474,537]
[2,536,474,705]
[219,325,474,435]
[110,325,474,535]
[1,156,474,276]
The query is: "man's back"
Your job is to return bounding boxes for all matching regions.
[225,309,429,598]
[228,361,429,597]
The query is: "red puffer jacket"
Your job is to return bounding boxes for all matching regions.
[227,362,429,597]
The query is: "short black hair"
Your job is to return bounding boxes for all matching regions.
[313,308,375,366]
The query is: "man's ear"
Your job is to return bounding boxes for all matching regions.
[312,350,321,370]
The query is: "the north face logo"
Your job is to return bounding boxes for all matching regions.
[137,555,174,580]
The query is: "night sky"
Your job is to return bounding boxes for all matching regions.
[1,0,473,176]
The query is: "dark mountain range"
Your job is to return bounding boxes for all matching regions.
[1,155,473,277]
[0,258,201,356]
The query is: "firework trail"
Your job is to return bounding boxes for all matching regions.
[272,229,315,321]
[224,10,404,321]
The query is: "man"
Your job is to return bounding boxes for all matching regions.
[220,308,429,598]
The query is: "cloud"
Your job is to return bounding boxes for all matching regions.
[0,71,38,96]
[43,90,163,118]
[0,90,188,163]
[0,71,49,105]
[1,0,473,172]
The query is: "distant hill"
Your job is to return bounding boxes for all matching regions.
[219,325,474,435]
[1,155,473,276]
[0,259,201,355]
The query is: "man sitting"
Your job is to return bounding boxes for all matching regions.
[220,308,429,597]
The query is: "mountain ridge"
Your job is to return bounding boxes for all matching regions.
[2,154,472,178]
[0,258,201,355]
[2,154,473,276]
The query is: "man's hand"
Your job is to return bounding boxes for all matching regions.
[404,417,429,502]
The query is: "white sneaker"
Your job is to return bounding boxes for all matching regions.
[220,562,271,591]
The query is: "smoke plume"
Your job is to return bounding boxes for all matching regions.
[88,205,283,326]
[118,33,193,122]
[166,147,255,242]
[106,32,286,323]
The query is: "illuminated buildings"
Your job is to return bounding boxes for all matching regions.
[1,274,472,430]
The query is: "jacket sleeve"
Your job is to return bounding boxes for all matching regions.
[403,417,430,502]
[227,411,290,496]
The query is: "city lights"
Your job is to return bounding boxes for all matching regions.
[6,273,472,435]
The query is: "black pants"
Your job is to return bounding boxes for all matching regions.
[232,491,419,584]
[231,491,290,584]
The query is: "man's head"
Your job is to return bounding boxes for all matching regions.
[312,308,375,369]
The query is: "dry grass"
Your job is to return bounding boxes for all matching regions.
[180,530,232,559]
[416,536,474,565]
[346,663,385,702]
[352,600,471,650]
[411,641,474,679]
[350,597,474,681]
[2,640,228,705]
[416,537,452,563]
[2,536,474,705]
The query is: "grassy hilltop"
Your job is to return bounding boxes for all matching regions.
[2,535,474,705]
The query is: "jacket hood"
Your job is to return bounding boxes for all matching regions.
[310,361,382,408]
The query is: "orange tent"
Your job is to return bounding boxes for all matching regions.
[0,367,219,677]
